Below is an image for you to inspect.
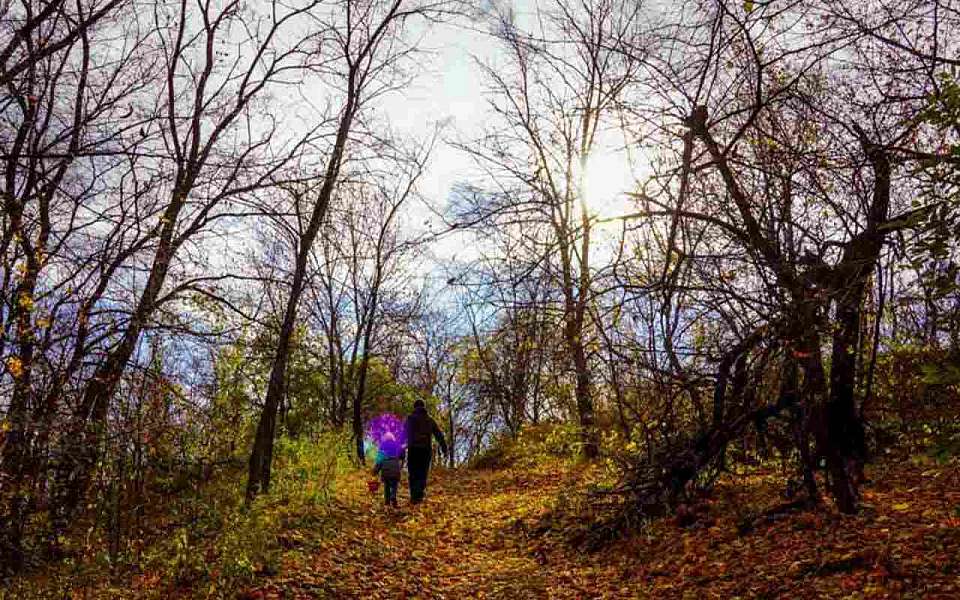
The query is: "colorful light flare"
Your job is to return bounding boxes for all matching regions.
[366,412,406,458]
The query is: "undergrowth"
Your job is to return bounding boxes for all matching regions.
[469,422,582,470]
[2,430,354,599]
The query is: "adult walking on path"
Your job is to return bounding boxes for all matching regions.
[404,399,447,504]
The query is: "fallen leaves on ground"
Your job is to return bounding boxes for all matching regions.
[8,451,957,599]
[244,453,959,600]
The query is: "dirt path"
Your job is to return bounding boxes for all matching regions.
[257,461,584,599]
[244,455,960,600]
[7,446,958,599]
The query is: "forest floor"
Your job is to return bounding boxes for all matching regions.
[7,444,959,599]
[241,451,960,600]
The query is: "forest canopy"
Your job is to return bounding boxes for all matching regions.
[1,0,959,594]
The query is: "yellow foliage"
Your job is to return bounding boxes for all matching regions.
[18,292,34,311]
[6,356,24,378]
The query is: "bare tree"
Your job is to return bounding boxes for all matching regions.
[455,0,644,457]
[247,0,459,497]
[0,0,164,566]
[0,0,128,89]
[42,0,327,531]
[285,135,433,462]
[607,0,959,513]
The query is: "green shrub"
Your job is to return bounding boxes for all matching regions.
[541,422,582,457]
[928,423,960,463]
[134,428,352,596]
[470,423,584,470]
[470,433,518,470]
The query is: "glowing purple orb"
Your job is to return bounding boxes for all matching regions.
[367,413,406,457]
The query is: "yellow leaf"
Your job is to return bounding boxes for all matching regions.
[5,357,23,379]
[892,502,910,511]
[18,292,34,311]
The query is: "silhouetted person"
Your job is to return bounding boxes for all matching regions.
[404,399,447,504]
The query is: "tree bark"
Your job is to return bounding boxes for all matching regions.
[820,142,889,513]
[246,75,357,499]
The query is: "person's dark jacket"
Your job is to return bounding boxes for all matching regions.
[373,449,403,480]
[405,405,448,455]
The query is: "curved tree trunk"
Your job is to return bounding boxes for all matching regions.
[247,87,355,499]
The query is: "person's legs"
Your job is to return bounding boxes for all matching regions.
[383,478,392,506]
[421,450,432,499]
[408,453,422,503]
[407,447,431,503]
[413,468,425,502]
[384,478,398,507]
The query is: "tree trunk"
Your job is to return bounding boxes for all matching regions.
[825,292,867,513]
[246,306,298,498]
[247,85,356,500]
[351,279,382,464]
[352,378,366,465]
[570,328,598,458]
[51,201,181,532]
[781,356,818,502]
[820,141,890,514]
[447,402,456,468]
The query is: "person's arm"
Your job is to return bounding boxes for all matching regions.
[431,418,448,457]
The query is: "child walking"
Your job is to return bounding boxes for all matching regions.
[372,432,403,507]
